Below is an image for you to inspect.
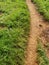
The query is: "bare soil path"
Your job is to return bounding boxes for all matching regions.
[25,0,49,65]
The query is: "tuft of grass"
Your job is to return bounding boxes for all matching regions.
[37,40,49,65]
[32,0,49,21]
[0,0,30,65]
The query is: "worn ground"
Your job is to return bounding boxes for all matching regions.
[25,0,49,65]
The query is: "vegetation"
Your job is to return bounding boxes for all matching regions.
[32,0,49,21]
[37,40,49,65]
[0,0,30,65]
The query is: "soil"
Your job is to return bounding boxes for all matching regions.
[25,0,49,65]
[40,27,49,59]
[41,27,49,42]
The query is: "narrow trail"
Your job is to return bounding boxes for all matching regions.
[25,0,49,65]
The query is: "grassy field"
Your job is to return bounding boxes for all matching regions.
[37,40,49,65]
[32,0,49,21]
[0,0,30,65]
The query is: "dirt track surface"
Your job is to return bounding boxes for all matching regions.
[25,0,49,65]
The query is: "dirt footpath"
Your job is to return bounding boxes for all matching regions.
[25,0,49,65]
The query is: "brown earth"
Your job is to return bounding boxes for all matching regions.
[25,0,49,65]
[40,27,49,59]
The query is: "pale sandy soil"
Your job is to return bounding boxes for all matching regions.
[25,0,49,65]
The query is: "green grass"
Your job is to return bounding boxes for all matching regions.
[37,40,49,65]
[0,0,30,65]
[32,0,49,21]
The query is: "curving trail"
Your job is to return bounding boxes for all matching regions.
[25,0,49,65]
